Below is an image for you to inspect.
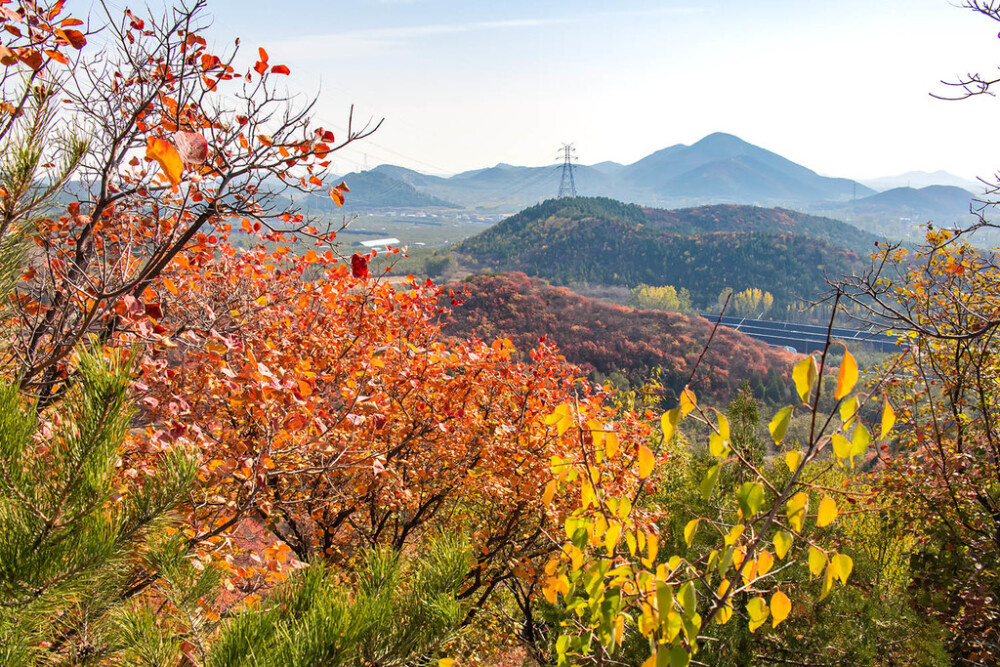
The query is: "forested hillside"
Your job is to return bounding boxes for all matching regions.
[457,197,870,310]
[443,272,795,405]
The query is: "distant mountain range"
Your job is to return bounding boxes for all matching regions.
[315,132,978,237]
[860,170,982,193]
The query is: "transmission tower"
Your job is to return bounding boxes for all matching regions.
[557,143,577,198]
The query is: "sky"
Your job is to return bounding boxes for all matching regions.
[194,0,1000,181]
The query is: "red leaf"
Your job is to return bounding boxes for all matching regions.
[351,253,370,279]
[270,64,290,75]
[258,47,269,63]
[145,303,164,319]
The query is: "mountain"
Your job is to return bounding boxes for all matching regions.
[813,185,978,239]
[861,170,982,193]
[442,272,796,406]
[456,197,872,310]
[300,169,459,210]
[620,133,874,204]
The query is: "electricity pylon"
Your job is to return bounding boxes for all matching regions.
[557,143,577,198]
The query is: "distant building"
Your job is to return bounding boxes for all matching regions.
[355,237,401,253]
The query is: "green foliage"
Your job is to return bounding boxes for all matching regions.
[0,348,196,665]
[424,251,457,279]
[206,538,470,667]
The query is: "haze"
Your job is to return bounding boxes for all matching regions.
[202,0,1000,182]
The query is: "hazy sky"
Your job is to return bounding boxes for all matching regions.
[198,0,1000,181]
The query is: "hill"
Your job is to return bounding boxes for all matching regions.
[442,272,795,406]
[456,197,872,310]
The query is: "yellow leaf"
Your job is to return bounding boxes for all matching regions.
[816,495,838,528]
[684,519,699,547]
[587,419,606,449]
[660,408,679,444]
[784,450,802,472]
[834,348,858,399]
[770,590,791,627]
[638,444,655,479]
[146,136,183,186]
[717,413,730,441]
[679,386,697,416]
[839,395,859,427]
[773,530,793,559]
[880,399,896,440]
[568,545,584,571]
[792,355,818,403]
[757,550,774,577]
[605,430,620,457]
[542,479,557,505]
[715,579,733,625]
[819,560,835,601]
[832,433,852,462]
[786,492,808,533]
[747,596,769,633]
[831,553,853,584]
[605,522,622,556]
[613,498,630,523]
[439,659,455,667]
[709,432,729,458]
[808,546,827,577]
[542,404,568,426]
[643,531,659,567]
[768,406,793,444]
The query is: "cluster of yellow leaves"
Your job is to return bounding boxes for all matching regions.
[539,346,897,667]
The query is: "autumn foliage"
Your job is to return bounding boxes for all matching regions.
[442,272,795,406]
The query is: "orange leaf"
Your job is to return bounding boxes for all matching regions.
[258,47,269,63]
[146,137,183,186]
[44,49,69,65]
[16,48,42,71]
[48,0,66,20]
[329,187,345,207]
[0,45,18,67]
[60,29,87,49]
